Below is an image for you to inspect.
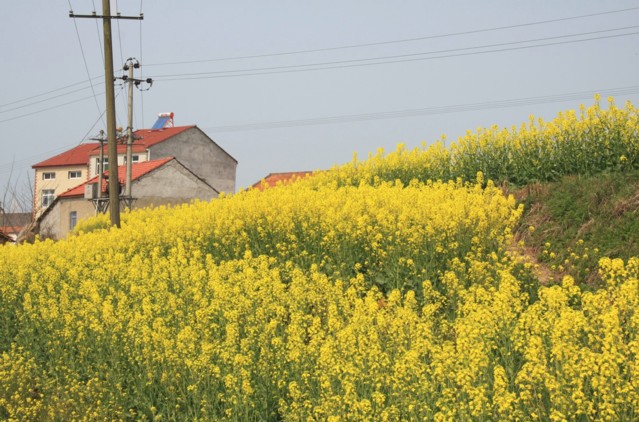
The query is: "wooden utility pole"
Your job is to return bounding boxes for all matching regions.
[69,2,143,227]
[102,0,120,227]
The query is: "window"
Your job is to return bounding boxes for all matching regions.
[123,155,140,164]
[69,211,78,231]
[96,157,109,173]
[68,170,82,179]
[42,189,55,208]
[42,172,56,180]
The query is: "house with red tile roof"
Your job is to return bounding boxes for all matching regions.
[32,119,237,218]
[37,157,219,240]
[250,171,314,191]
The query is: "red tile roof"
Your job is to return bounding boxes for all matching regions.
[87,143,148,157]
[133,125,194,147]
[0,226,22,237]
[60,157,174,197]
[32,143,100,168]
[32,126,195,168]
[251,171,313,191]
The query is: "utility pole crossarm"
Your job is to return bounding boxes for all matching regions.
[69,11,143,20]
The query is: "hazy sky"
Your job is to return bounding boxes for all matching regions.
[1,1,638,207]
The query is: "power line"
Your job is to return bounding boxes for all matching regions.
[91,0,105,66]
[155,29,639,81]
[7,7,636,114]
[203,86,639,133]
[116,82,130,131]
[0,90,123,176]
[114,0,125,67]
[76,88,124,149]
[146,6,639,67]
[79,107,109,143]
[0,77,101,109]
[138,0,145,128]
[5,86,634,174]
[0,84,129,124]
[0,94,104,124]
[67,0,105,127]
[0,86,94,115]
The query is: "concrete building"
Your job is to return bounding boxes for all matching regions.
[36,157,218,240]
[32,121,236,219]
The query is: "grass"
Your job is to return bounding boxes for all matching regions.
[515,169,639,286]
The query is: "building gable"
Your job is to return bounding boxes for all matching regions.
[146,126,237,193]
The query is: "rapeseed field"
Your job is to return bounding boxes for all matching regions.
[1,97,638,420]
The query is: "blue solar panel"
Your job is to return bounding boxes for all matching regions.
[151,116,170,130]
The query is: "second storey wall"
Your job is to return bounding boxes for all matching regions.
[33,164,89,218]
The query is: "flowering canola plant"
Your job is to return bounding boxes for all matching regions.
[312,96,639,188]
[1,98,639,420]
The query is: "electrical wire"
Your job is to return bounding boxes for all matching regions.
[91,0,105,67]
[3,3,142,126]
[68,0,105,127]
[7,7,636,115]
[0,94,105,124]
[116,83,127,131]
[0,86,95,115]
[0,89,124,176]
[155,29,639,81]
[202,86,639,133]
[78,83,124,143]
[6,28,635,124]
[0,77,101,110]
[138,0,145,128]
[79,108,109,143]
[146,6,639,67]
[114,0,125,68]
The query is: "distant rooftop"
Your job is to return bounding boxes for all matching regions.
[251,171,313,191]
[32,143,101,168]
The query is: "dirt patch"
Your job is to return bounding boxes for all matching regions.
[509,236,557,286]
[611,189,639,217]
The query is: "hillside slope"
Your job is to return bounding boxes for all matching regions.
[515,170,639,286]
